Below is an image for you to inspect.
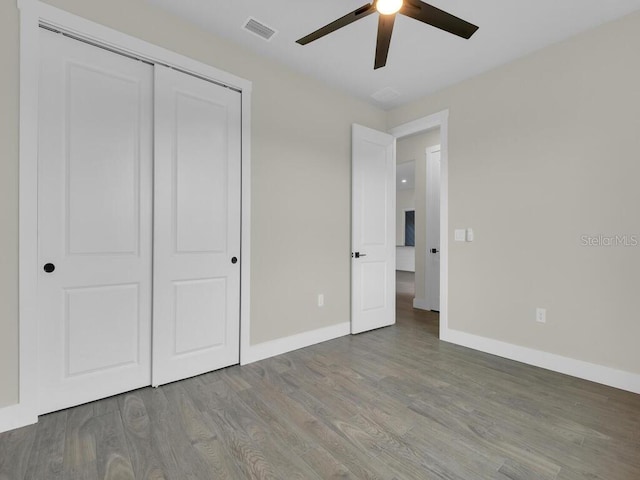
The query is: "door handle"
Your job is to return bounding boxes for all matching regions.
[231,257,238,264]
[43,263,56,273]
[430,248,439,254]
[353,252,367,258]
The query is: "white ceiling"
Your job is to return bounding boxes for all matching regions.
[148,0,640,109]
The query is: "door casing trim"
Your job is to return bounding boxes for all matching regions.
[388,110,449,338]
[424,144,442,311]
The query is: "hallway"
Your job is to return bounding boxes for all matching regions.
[396,270,439,338]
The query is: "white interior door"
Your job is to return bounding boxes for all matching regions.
[425,146,441,311]
[351,124,396,334]
[37,29,153,414]
[152,65,241,386]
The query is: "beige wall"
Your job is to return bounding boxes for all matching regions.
[0,0,386,408]
[396,131,441,304]
[0,0,20,408]
[388,12,640,374]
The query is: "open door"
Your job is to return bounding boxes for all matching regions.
[351,124,396,334]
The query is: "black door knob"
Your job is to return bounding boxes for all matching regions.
[431,248,439,254]
[231,257,238,264]
[43,263,55,273]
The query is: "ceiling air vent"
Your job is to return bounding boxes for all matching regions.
[243,17,277,41]
[371,87,401,104]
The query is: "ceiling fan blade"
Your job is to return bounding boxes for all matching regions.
[374,14,396,69]
[401,0,478,39]
[296,3,377,45]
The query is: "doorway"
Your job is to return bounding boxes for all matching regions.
[390,111,449,338]
[395,159,418,319]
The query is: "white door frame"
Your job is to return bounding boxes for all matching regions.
[388,110,450,338]
[424,145,441,311]
[13,0,252,431]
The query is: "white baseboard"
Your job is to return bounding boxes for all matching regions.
[441,328,640,394]
[0,402,38,434]
[241,322,351,365]
[413,298,430,310]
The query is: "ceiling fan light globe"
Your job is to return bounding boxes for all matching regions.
[376,0,403,15]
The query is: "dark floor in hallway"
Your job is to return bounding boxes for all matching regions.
[396,270,439,339]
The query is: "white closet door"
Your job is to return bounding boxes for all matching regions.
[152,65,241,386]
[37,29,153,414]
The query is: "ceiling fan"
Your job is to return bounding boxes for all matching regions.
[296,0,479,70]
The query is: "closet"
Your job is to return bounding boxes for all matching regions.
[36,28,241,414]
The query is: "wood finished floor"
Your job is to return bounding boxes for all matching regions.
[1,271,639,480]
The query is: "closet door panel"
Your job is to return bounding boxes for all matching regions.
[153,65,241,386]
[37,29,153,414]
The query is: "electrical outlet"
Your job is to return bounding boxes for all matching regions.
[536,308,546,323]
[318,294,324,307]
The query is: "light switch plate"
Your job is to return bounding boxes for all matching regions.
[466,228,474,242]
[454,229,466,242]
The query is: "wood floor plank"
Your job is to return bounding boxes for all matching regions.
[89,411,136,480]
[289,356,414,437]
[24,410,67,480]
[232,377,390,480]
[408,388,564,478]
[65,462,99,480]
[185,377,324,480]
[407,383,587,465]
[163,380,249,480]
[496,458,560,480]
[92,395,122,418]
[0,424,37,480]
[299,444,356,480]
[118,391,167,480]
[142,384,211,480]
[233,385,315,457]
[62,404,97,479]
